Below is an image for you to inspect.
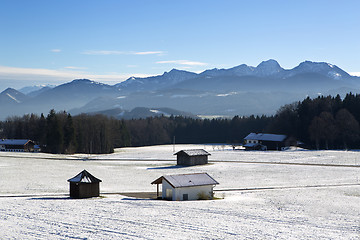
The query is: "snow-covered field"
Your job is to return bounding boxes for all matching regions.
[1,145,359,239]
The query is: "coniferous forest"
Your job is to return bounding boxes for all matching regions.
[1,93,360,154]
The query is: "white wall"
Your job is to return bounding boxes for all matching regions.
[162,179,214,201]
[174,185,213,201]
[161,179,174,200]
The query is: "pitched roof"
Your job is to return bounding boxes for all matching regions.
[174,149,211,156]
[151,173,219,188]
[68,170,102,183]
[244,133,287,142]
[0,139,32,145]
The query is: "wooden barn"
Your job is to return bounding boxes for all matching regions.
[174,149,210,166]
[67,170,102,199]
[151,173,219,201]
[0,139,35,152]
[243,133,287,151]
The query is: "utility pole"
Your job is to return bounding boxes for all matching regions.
[173,136,176,153]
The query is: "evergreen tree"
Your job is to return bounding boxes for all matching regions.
[46,109,64,153]
[63,114,76,153]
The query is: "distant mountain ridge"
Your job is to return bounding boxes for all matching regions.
[18,84,55,95]
[1,60,359,120]
[113,59,356,93]
[114,69,198,92]
[200,59,353,80]
[86,107,197,120]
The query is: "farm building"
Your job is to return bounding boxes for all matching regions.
[151,173,219,201]
[0,139,35,152]
[67,170,102,199]
[243,133,287,151]
[175,149,210,166]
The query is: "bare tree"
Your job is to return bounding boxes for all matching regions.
[318,112,337,149]
[335,109,360,149]
[309,116,323,150]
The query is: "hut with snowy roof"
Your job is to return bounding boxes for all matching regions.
[151,173,219,201]
[0,139,35,152]
[67,170,102,199]
[174,149,210,166]
[243,133,287,151]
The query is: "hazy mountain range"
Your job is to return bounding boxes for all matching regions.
[1,59,359,120]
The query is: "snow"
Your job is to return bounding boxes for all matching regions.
[170,94,190,98]
[175,149,210,156]
[149,109,169,116]
[216,92,237,97]
[328,71,342,80]
[6,93,20,103]
[159,173,219,188]
[0,145,359,239]
[244,133,287,142]
[68,170,102,183]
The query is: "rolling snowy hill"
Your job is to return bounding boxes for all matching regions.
[0,145,359,239]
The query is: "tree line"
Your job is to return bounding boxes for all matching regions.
[0,110,130,154]
[1,93,360,153]
[0,110,271,154]
[270,93,360,149]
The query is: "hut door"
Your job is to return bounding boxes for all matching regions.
[183,194,188,200]
[166,189,172,200]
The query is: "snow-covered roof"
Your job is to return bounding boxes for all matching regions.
[243,143,260,148]
[244,133,287,142]
[0,139,32,145]
[68,170,102,183]
[174,149,211,156]
[152,173,218,188]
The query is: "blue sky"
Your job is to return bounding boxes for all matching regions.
[0,0,359,90]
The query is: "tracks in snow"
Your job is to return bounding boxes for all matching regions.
[215,183,360,192]
[2,182,360,199]
[1,154,360,168]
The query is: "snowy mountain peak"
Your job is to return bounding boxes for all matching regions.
[254,59,284,76]
[2,87,18,94]
[164,68,195,76]
[71,79,93,83]
[297,61,333,71]
[161,69,198,81]
[2,88,23,97]
[66,79,109,87]
[230,64,255,76]
[18,84,54,95]
[294,61,350,80]
[200,64,255,77]
[115,68,198,92]
[0,88,27,104]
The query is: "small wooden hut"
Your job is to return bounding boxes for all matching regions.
[174,149,210,166]
[151,173,219,201]
[67,170,102,199]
